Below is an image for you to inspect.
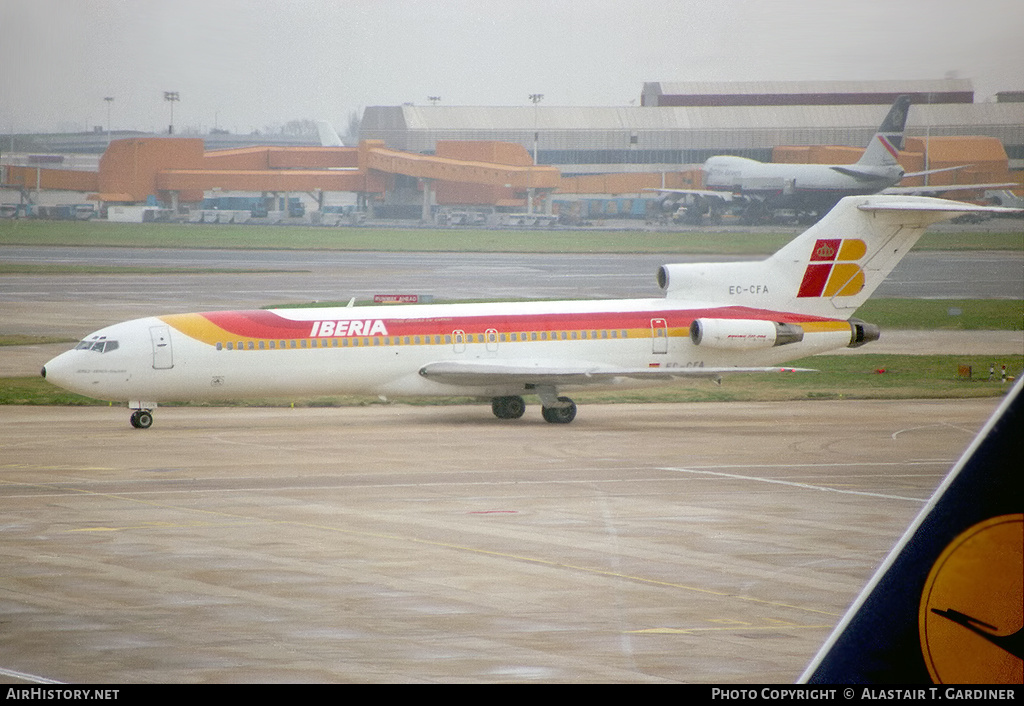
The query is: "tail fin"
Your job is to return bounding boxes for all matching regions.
[800,378,1023,684]
[658,195,1018,318]
[316,120,343,147]
[855,95,911,168]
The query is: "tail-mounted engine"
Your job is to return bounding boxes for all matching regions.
[690,318,804,350]
[848,318,881,348]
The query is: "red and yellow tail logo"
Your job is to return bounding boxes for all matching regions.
[797,238,867,298]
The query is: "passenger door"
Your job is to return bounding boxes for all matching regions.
[150,325,174,369]
[650,318,668,354]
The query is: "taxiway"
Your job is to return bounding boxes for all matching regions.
[0,398,1002,683]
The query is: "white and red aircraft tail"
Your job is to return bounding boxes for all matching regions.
[658,194,984,319]
[42,195,1018,428]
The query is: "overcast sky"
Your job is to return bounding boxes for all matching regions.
[3,0,1023,135]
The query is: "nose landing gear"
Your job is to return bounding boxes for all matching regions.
[130,409,154,429]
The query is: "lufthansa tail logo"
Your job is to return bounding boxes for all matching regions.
[919,513,1023,683]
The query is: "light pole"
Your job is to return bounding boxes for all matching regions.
[528,94,544,214]
[528,93,543,165]
[164,91,179,134]
[104,97,114,143]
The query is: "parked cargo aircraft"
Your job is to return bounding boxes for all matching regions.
[801,377,1021,684]
[41,196,1016,429]
[652,95,1012,224]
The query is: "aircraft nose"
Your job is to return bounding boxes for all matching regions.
[41,351,76,391]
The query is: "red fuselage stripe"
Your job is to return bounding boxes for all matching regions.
[195,306,840,340]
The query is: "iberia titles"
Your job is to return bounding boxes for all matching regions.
[309,320,389,338]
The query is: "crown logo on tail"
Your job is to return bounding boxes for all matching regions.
[815,242,836,259]
[799,238,867,298]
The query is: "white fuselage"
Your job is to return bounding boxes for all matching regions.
[42,297,853,406]
[703,156,903,207]
[43,195,1011,426]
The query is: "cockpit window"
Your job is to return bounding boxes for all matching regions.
[76,337,119,353]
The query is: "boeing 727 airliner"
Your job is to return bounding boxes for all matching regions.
[41,195,1017,428]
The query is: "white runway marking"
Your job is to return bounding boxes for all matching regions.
[0,666,63,684]
[659,466,931,502]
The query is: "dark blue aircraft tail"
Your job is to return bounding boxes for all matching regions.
[800,379,1022,684]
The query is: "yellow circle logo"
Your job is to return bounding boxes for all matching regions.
[919,514,1023,683]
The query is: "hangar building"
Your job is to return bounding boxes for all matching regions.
[3,79,1021,220]
[361,79,1024,175]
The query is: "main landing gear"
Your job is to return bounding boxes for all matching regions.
[130,408,154,429]
[490,394,578,424]
[541,397,577,424]
[491,395,527,419]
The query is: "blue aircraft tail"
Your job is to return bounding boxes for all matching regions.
[800,378,1022,684]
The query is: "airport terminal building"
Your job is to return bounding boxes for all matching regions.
[361,79,1024,174]
[3,78,1022,219]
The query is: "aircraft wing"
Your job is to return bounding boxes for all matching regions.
[642,188,738,202]
[418,360,813,386]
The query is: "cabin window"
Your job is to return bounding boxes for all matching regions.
[216,342,223,351]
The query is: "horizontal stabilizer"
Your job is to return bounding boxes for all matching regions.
[857,197,1022,215]
[882,182,1020,197]
[830,165,892,182]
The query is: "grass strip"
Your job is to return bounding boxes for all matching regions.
[1,220,1021,254]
